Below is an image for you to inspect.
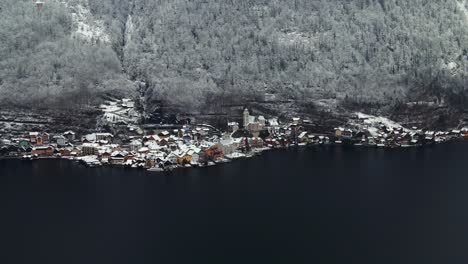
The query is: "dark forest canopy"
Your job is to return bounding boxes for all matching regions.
[1,0,467,111]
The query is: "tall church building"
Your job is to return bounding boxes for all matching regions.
[243,108,250,128]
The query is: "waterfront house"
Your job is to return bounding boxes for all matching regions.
[59,148,72,157]
[410,132,422,145]
[397,133,412,146]
[354,131,370,142]
[110,151,125,165]
[149,151,166,164]
[176,152,193,165]
[32,145,54,157]
[306,134,317,143]
[82,143,99,156]
[100,151,112,160]
[249,137,264,148]
[462,128,468,138]
[342,129,353,139]
[264,138,278,148]
[450,130,461,136]
[204,145,224,161]
[335,128,353,139]
[166,153,178,164]
[190,149,202,164]
[145,159,157,169]
[425,131,435,141]
[298,132,308,143]
[70,147,81,157]
[334,128,343,138]
[124,153,137,162]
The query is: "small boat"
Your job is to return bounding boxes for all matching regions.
[22,155,34,160]
[86,161,102,167]
[147,166,164,172]
[226,152,246,159]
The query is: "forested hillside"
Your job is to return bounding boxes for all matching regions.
[0,0,133,107]
[1,0,467,113]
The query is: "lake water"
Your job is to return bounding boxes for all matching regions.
[1,143,468,264]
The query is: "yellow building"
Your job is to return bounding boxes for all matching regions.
[177,154,193,165]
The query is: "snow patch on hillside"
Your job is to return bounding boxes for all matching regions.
[351,112,407,137]
[61,0,110,44]
[276,30,317,47]
[458,0,468,23]
[124,15,135,44]
[356,113,404,130]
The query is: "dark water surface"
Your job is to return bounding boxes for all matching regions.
[1,143,468,264]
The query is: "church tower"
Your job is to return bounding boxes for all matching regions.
[243,108,250,128]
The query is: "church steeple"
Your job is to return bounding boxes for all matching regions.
[243,108,250,128]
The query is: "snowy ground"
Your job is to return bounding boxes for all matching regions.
[276,30,317,47]
[99,99,142,133]
[351,112,409,136]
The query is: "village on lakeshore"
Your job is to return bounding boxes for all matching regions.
[1,98,468,171]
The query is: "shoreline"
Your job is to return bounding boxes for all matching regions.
[2,104,468,172]
[2,138,465,171]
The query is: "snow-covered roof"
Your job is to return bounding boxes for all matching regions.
[268,118,279,126]
[138,147,149,153]
[82,143,99,148]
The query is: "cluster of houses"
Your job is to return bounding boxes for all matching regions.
[0,108,317,171]
[333,113,468,147]
[99,98,143,133]
[2,109,468,171]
